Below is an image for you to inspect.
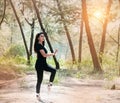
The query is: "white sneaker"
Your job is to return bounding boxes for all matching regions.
[36,95,40,101]
[48,82,52,91]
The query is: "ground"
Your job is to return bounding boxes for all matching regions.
[0,72,120,103]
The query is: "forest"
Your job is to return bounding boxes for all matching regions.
[0,0,120,103]
[0,0,120,70]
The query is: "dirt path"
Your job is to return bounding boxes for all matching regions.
[0,72,120,103]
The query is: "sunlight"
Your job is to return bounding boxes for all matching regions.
[93,10,103,19]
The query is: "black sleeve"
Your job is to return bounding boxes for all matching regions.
[36,44,43,52]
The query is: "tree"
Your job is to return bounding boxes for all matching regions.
[56,0,76,63]
[78,3,83,63]
[31,0,60,69]
[116,25,120,62]
[99,0,112,63]
[82,0,102,72]
[20,1,36,56]
[9,0,30,64]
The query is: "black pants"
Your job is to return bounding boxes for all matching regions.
[35,64,56,93]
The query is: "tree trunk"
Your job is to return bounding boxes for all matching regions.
[9,0,30,64]
[78,19,83,69]
[31,0,60,69]
[78,6,83,63]
[117,25,120,76]
[99,0,112,63]
[29,18,35,56]
[0,0,6,26]
[82,0,102,72]
[116,25,120,62]
[20,5,35,58]
[56,0,76,63]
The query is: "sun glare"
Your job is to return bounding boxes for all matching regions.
[93,10,103,19]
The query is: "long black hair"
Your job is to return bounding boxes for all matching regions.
[34,32,45,53]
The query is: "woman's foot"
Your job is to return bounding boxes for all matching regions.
[36,94,45,103]
[48,82,52,91]
[36,94,42,102]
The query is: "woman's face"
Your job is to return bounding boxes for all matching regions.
[38,34,45,42]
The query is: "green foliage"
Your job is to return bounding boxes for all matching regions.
[0,56,35,79]
[80,60,93,69]
[53,72,61,84]
[75,71,88,79]
[14,56,27,64]
[57,55,119,80]
[100,54,119,80]
[62,58,93,70]
[4,44,25,57]
[47,58,56,67]
[29,56,36,66]
[0,56,26,65]
[62,60,77,69]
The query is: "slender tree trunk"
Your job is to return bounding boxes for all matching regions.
[20,5,35,58]
[118,25,120,76]
[56,0,76,63]
[78,6,83,63]
[116,25,120,62]
[31,0,60,69]
[82,0,102,72]
[99,0,112,63]
[78,19,83,69]
[29,18,35,56]
[0,0,6,26]
[9,0,30,64]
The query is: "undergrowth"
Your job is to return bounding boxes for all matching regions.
[0,55,120,83]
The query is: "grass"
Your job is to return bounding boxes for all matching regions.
[0,55,119,91]
[0,56,35,80]
[0,55,119,84]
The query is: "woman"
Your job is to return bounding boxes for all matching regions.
[34,32,57,102]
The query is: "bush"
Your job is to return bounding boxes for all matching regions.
[4,44,25,57]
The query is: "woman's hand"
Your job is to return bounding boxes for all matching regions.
[54,49,58,55]
[40,49,58,57]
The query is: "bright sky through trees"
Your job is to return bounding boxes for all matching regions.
[94,10,103,19]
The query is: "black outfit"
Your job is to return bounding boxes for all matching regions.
[35,43,56,93]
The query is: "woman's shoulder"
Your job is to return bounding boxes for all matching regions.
[36,43,43,49]
[37,43,42,46]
